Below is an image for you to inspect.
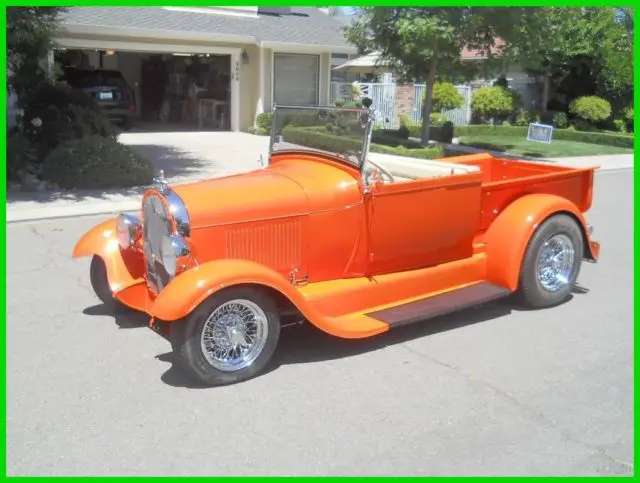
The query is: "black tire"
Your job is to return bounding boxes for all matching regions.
[89,255,123,311]
[517,214,584,309]
[171,286,281,386]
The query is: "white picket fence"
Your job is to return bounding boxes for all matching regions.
[329,82,398,129]
[413,84,471,126]
[329,81,472,130]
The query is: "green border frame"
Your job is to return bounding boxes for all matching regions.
[2,1,637,479]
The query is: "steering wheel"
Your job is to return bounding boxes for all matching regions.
[340,150,395,183]
[366,159,395,183]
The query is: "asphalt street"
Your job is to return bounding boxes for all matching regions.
[6,169,634,476]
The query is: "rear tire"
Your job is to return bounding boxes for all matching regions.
[517,214,584,309]
[171,286,281,386]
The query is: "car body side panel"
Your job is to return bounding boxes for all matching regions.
[365,171,483,275]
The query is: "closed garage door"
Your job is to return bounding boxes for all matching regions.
[273,53,319,106]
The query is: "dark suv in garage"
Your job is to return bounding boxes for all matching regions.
[61,68,137,128]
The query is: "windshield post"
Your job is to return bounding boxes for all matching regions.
[359,105,375,176]
[267,104,279,166]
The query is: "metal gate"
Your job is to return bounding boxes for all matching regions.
[329,82,398,129]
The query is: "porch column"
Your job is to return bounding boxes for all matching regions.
[230,50,241,131]
[256,41,265,123]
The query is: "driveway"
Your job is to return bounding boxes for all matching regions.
[6,131,272,222]
[6,169,634,476]
[119,131,271,184]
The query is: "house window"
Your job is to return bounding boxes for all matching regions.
[273,53,319,106]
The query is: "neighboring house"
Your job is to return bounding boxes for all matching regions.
[37,6,357,131]
[333,39,541,119]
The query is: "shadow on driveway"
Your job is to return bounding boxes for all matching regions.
[7,145,213,207]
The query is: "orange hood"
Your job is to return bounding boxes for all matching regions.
[170,158,362,230]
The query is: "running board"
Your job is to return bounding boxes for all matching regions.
[367,282,511,328]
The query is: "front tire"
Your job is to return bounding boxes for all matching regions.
[517,214,584,309]
[89,255,124,311]
[171,286,281,386]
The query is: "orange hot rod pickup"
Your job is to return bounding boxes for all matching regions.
[73,102,600,386]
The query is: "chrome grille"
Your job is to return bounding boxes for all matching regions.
[142,194,173,293]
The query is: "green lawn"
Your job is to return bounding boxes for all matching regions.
[458,134,633,158]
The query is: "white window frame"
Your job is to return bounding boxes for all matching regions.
[272,52,320,107]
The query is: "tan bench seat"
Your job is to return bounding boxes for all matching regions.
[368,152,480,181]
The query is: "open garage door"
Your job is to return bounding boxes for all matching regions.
[54,38,241,132]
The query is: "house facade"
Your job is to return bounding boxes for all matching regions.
[45,6,356,131]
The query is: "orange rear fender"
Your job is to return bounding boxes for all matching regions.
[150,259,324,324]
[72,218,144,293]
[484,193,596,291]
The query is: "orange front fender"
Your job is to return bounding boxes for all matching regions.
[484,193,597,292]
[150,259,325,323]
[72,218,145,294]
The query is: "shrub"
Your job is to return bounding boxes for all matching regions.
[540,110,569,128]
[7,133,38,181]
[248,125,269,136]
[333,98,346,107]
[569,96,612,123]
[23,82,116,159]
[398,114,412,126]
[282,125,442,160]
[42,135,155,189]
[572,119,596,131]
[623,106,634,133]
[343,100,363,108]
[431,81,464,112]
[513,109,540,126]
[430,112,450,126]
[471,85,518,122]
[613,119,627,133]
[255,112,273,130]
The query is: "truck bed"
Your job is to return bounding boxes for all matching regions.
[448,153,597,231]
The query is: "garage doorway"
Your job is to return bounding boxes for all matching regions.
[53,40,240,132]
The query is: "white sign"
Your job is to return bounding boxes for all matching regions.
[527,122,554,144]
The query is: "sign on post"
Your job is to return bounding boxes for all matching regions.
[527,122,554,144]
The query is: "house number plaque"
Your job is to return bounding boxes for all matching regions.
[234,61,240,81]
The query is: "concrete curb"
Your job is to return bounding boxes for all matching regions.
[6,200,140,224]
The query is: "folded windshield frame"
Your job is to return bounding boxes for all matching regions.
[267,104,375,175]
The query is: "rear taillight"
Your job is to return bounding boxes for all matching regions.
[128,103,136,111]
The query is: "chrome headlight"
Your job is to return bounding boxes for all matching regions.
[165,190,191,237]
[160,234,190,277]
[116,213,142,249]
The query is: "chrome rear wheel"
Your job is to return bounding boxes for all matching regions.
[535,234,576,292]
[517,214,584,309]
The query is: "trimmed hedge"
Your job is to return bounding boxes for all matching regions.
[453,125,633,148]
[406,123,454,143]
[281,125,443,160]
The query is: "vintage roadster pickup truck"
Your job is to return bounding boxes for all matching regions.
[73,102,600,386]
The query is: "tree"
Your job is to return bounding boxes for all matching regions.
[7,7,65,104]
[504,7,626,113]
[345,7,529,144]
[593,8,633,111]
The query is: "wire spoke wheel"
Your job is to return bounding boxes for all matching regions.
[535,234,576,292]
[200,299,269,372]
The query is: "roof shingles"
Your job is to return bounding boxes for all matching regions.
[60,7,353,49]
